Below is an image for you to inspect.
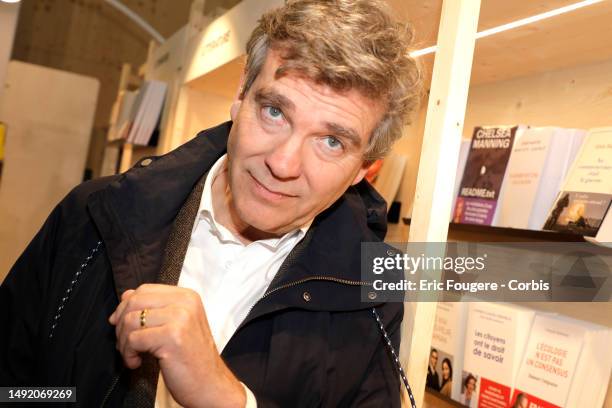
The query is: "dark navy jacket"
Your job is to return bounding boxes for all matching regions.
[1,122,403,407]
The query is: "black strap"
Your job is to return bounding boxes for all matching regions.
[372,308,417,408]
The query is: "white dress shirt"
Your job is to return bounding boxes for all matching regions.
[155,154,310,408]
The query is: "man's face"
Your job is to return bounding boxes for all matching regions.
[226,49,384,235]
[430,350,438,367]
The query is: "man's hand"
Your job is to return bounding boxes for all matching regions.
[108,284,246,408]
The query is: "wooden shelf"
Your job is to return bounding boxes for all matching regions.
[401,217,586,242]
[424,390,464,408]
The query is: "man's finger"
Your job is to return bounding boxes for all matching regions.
[117,307,180,339]
[121,289,135,301]
[122,326,167,368]
[110,291,180,326]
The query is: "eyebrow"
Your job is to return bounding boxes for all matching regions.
[325,122,362,148]
[254,88,295,112]
[254,87,363,148]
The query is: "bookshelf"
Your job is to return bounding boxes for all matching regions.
[384,1,612,406]
[100,63,155,176]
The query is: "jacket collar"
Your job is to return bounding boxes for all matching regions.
[87,121,388,311]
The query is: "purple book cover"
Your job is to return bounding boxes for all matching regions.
[453,126,518,225]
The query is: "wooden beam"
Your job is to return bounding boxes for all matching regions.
[401,1,481,407]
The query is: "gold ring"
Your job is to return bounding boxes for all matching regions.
[140,309,147,328]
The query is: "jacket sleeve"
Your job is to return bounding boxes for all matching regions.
[349,303,404,408]
[0,203,62,385]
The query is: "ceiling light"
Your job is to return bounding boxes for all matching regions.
[409,0,604,58]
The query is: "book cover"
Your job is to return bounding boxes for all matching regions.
[462,302,535,408]
[126,80,168,146]
[428,302,468,402]
[512,314,611,408]
[496,128,586,230]
[543,128,612,236]
[453,126,520,225]
[511,314,586,408]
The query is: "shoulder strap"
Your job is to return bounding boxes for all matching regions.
[372,308,417,408]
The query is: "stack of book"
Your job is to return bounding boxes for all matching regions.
[107,80,167,146]
[427,302,612,408]
[451,125,612,240]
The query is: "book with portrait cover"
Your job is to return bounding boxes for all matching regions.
[543,128,612,237]
[511,313,611,408]
[428,302,468,402]
[495,127,586,230]
[453,126,523,226]
[461,302,535,408]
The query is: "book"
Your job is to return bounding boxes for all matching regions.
[495,127,586,230]
[125,80,168,146]
[450,140,471,220]
[511,313,611,408]
[461,302,535,408]
[453,126,524,226]
[428,302,469,403]
[593,209,612,245]
[543,128,612,237]
[107,90,138,141]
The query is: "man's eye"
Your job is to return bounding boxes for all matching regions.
[263,106,284,120]
[324,136,344,151]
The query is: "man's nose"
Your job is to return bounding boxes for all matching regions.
[264,134,303,180]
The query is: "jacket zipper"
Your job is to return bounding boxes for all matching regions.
[237,276,372,331]
[99,372,121,408]
[49,240,103,338]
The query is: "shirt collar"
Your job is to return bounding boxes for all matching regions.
[197,154,311,249]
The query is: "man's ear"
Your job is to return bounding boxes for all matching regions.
[230,100,242,120]
[230,72,246,121]
[350,164,370,186]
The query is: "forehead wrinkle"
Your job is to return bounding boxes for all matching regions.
[282,75,373,139]
[255,52,380,144]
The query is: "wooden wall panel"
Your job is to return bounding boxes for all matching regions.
[0,61,98,278]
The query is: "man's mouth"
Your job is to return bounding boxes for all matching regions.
[249,172,297,199]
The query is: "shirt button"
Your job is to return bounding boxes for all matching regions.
[140,158,153,167]
[302,291,312,302]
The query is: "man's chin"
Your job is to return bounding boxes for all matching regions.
[234,209,288,237]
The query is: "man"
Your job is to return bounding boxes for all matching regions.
[426,349,440,391]
[1,0,420,406]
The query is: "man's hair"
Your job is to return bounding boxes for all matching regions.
[241,0,421,161]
